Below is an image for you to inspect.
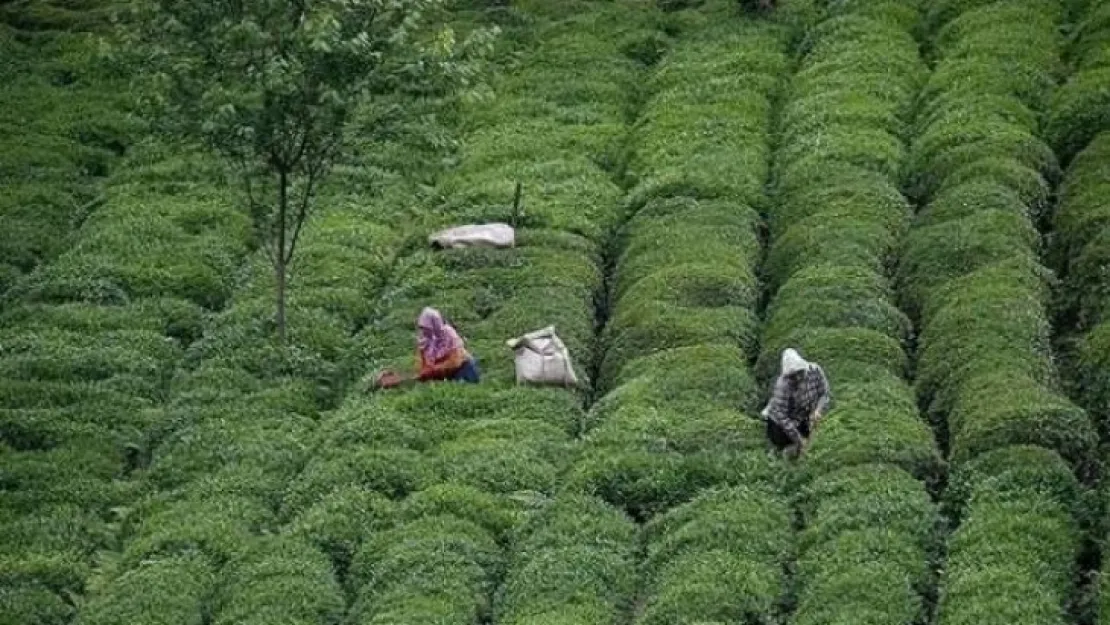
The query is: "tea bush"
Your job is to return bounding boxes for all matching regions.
[0,19,137,295]
[636,485,793,624]
[284,486,396,575]
[211,536,345,625]
[79,554,215,625]
[0,138,254,625]
[495,495,639,624]
[793,465,941,625]
[20,0,1110,622]
[903,3,1094,625]
[1052,133,1110,436]
[1046,0,1110,161]
[280,5,657,622]
[936,462,1080,625]
[348,514,502,622]
[760,4,947,625]
[574,10,786,527]
[69,92,431,625]
[903,0,1095,467]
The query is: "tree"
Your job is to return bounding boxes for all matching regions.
[126,0,496,341]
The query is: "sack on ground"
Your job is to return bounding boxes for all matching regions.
[429,223,515,249]
[506,326,579,387]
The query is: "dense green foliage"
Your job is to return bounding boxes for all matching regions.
[901,2,1095,624]
[639,485,793,623]
[0,135,254,625]
[760,2,944,624]
[124,0,495,341]
[72,145,418,622]
[496,495,639,623]
[568,13,787,529]
[1046,4,1110,617]
[6,0,1110,623]
[903,0,1094,465]
[338,3,662,620]
[1051,97,1110,444]
[1047,0,1110,161]
[0,10,137,297]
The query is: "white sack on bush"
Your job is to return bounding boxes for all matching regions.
[429,223,515,249]
[506,326,579,387]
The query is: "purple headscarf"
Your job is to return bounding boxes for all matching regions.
[417,307,463,362]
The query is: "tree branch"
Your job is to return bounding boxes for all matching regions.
[284,137,330,265]
[284,177,313,266]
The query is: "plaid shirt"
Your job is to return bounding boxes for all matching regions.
[763,364,831,445]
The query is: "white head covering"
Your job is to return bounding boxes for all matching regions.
[781,348,809,375]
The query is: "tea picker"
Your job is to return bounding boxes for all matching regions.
[372,204,581,391]
[761,348,833,459]
[373,307,480,390]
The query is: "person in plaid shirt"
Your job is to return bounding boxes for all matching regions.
[761,348,831,458]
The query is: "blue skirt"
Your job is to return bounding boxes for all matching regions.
[451,357,481,384]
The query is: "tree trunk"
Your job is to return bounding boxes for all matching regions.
[276,168,288,343]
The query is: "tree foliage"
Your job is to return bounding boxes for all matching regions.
[123,0,497,339]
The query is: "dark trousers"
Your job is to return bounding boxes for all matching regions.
[766,418,810,450]
[451,357,481,383]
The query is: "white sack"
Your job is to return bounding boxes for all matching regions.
[429,223,515,249]
[506,325,579,387]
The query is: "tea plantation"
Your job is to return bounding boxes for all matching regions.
[2,0,1110,623]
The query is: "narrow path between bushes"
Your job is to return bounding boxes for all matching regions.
[587,25,671,625]
[582,36,665,413]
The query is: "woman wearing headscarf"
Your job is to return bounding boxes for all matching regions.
[760,348,831,458]
[415,307,480,383]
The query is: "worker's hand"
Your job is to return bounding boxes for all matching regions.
[374,369,412,390]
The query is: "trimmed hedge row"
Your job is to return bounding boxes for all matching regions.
[626,26,785,207]
[495,494,639,624]
[795,465,941,625]
[902,0,1095,469]
[354,1,661,386]
[435,3,659,241]
[1052,133,1110,333]
[903,3,1094,625]
[1051,76,1110,438]
[72,104,425,623]
[767,7,934,467]
[0,16,137,295]
[325,2,652,548]
[0,136,254,625]
[349,514,501,624]
[283,3,658,622]
[601,195,763,389]
[566,6,787,528]
[1046,0,1110,162]
[285,385,581,518]
[936,446,1083,625]
[760,4,945,625]
[134,145,415,500]
[636,485,793,624]
[9,145,251,312]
